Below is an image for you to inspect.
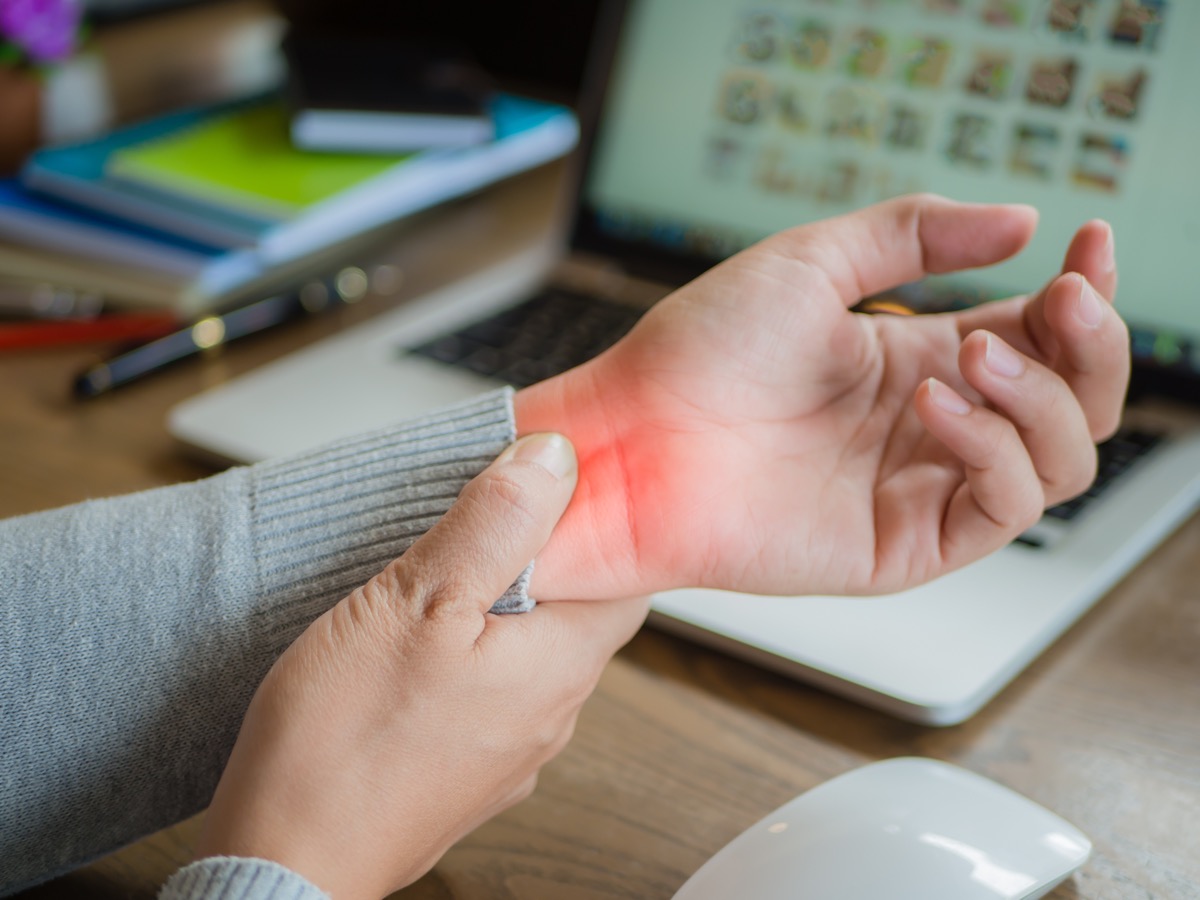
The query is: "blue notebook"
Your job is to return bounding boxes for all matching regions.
[22,95,578,266]
[0,178,263,312]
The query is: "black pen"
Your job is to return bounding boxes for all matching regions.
[73,266,373,399]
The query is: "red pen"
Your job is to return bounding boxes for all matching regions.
[0,312,180,351]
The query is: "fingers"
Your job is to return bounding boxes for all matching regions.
[956,331,1097,503]
[382,432,579,617]
[1018,219,1118,358]
[771,193,1038,306]
[915,377,1046,562]
[1017,221,1127,440]
[1061,219,1118,301]
[1035,273,1130,441]
[915,325,1111,563]
[951,219,1128,441]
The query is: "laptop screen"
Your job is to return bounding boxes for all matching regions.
[574,0,1200,394]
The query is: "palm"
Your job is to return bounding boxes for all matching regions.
[615,265,986,595]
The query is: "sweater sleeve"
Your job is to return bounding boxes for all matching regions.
[0,389,524,896]
[159,858,328,900]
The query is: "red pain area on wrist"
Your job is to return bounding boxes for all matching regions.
[514,365,674,600]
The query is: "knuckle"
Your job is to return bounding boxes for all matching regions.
[899,192,942,233]
[515,773,539,803]
[1009,469,1049,529]
[904,191,944,214]
[367,559,407,601]
[523,703,579,760]
[527,711,578,764]
[351,574,397,628]
[333,573,417,650]
[1020,482,1047,529]
[971,425,1009,472]
[502,723,557,769]
[896,195,927,245]
[417,579,470,626]
[1009,488,1045,533]
[1012,373,1061,434]
[356,558,457,637]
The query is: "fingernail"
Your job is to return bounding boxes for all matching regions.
[500,432,576,480]
[984,334,1025,378]
[928,378,972,416]
[1075,277,1104,328]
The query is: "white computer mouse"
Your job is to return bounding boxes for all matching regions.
[672,757,1091,900]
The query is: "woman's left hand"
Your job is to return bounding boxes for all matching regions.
[196,432,648,899]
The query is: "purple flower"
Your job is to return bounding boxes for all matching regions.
[0,0,82,64]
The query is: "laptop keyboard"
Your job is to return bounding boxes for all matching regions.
[409,288,643,388]
[1043,428,1163,521]
[409,287,1165,543]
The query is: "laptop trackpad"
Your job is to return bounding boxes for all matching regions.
[171,350,503,465]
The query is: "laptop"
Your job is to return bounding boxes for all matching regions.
[170,0,1200,725]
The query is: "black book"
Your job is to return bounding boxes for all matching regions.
[283,29,495,153]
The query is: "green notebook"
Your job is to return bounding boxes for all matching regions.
[74,94,576,265]
[107,103,416,220]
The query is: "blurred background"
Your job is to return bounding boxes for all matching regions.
[0,0,602,355]
[1,0,604,173]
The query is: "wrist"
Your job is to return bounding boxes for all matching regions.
[514,359,644,600]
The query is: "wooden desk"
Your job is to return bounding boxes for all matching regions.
[5,164,1199,900]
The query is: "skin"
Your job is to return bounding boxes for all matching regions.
[198,433,649,898]
[516,194,1128,600]
[198,195,1130,897]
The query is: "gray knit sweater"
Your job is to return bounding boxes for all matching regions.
[0,389,525,900]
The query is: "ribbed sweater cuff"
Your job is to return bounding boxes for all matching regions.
[160,857,328,900]
[244,388,530,656]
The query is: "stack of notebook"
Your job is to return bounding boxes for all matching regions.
[0,93,578,319]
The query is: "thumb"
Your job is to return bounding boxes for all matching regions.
[770,193,1038,306]
[393,432,578,616]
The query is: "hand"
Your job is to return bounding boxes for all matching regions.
[516,194,1129,600]
[195,433,649,899]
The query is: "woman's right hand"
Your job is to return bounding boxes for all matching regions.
[517,195,1128,602]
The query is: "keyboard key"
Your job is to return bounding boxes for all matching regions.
[408,288,644,386]
[1041,428,1163,522]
